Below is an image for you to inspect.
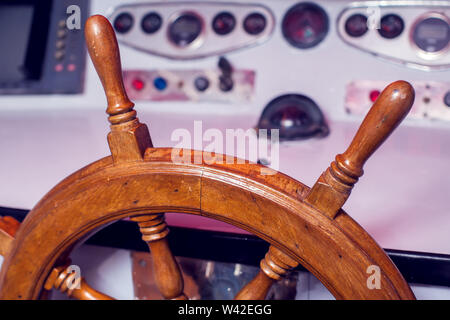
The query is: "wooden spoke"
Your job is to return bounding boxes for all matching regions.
[44,260,114,300]
[0,216,20,257]
[85,15,153,164]
[235,246,298,300]
[305,81,414,219]
[0,216,21,237]
[131,214,187,300]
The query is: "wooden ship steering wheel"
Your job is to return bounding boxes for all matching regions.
[0,15,417,300]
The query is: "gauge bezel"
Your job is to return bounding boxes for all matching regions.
[378,13,405,39]
[409,12,450,61]
[166,11,205,49]
[243,12,267,35]
[141,12,163,34]
[113,12,134,34]
[257,94,329,141]
[212,11,236,36]
[281,2,330,49]
[344,13,368,38]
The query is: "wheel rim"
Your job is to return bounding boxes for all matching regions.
[0,149,414,300]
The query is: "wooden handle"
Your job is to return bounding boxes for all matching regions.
[131,215,187,300]
[235,271,275,300]
[44,262,114,300]
[338,80,415,178]
[235,245,298,300]
[85,15,135,125]
[71,278,115,300]
[305,80,415,218]
[148,239,187,300]
[0,216,21,257]
[0,216,21,237]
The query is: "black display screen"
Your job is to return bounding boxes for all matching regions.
[0,0,52,83]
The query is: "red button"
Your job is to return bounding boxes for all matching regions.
[132,78,145,91]
[54,64,63,72]
[369,90,380,102]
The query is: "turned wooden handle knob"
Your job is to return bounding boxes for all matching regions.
[338,80,415,178]
[85,15,135,125]
[0,216,21,237]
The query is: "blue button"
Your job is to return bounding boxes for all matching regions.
[153,77,167,91]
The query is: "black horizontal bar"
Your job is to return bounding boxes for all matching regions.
[2,207,449,287]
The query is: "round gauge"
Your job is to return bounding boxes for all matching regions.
[168,13,203,47]
[257,94,329,141]
[212,12,236,35]
[378,14,404,39]
[412,14,450,54]
[194,76,210,92]
[141,12,162,34]
[282,2,329,49]
[113,12,134,34]
[444,90,450,107]
[345,14,368,37]
[243,12,267,35]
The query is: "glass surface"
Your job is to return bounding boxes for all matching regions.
[413,17,449,53]
[0,5,34,82]
[169,13,202,47]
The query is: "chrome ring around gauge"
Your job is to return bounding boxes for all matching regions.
[167,11,205,49]
[378,14,404,39]
[344,13,368,38]
[141,12,163,34]
[113,12,134,34]
[212,11,236,35]
[410,12,450,60]
[257,94,329,141]
[281,2,329,49]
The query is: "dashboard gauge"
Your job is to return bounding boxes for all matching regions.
[345,14,368,38]
[378,14,404,39]
[257,94,329,141]
[243,12,267,35]
[444,90,450,107]
[412,14,449,54]
[113,12,134,34]
[141,12,162,34]
[194,76,210,92]
[168,12,203,47]
[212,12,236,35]
[282,2,329,49]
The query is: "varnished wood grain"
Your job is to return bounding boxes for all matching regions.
[85,15,152,163]
[131,215,187,300]
[131,251,200,300]
[85,16,185,300]
[0,218,113,300]
[305,81,415,218]
[85,15,135,125]
[0,148,415,300]
[235,246,298,300]
[0,216,20,237]
[0,216,20,257]
[44,261,114,300]
[239,81,415,296]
